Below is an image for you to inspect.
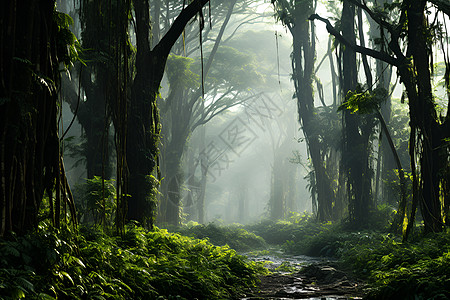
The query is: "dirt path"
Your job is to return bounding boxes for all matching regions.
[242,260,363,300]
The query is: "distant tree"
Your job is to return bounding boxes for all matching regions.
[159,0,238,226]
[267,114,298,220]
[159,0,273,226]
[272,0,339,221]
[161,47,263,225]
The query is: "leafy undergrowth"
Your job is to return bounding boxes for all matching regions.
[0,223,267,299]
[246,212,335,250]
[342,231,450,300]
[251,211,450,299]
[173,222,267,252]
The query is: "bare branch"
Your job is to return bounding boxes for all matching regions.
[223,16,266,43]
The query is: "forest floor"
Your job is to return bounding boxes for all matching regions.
[241,251,363,300]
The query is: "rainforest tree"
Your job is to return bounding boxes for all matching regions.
[68,0,215,229]
[311,0,450,235]
[272,0,339,221]
[159,1,274,226]
[126,0,214,227]
[0,1,77,236]
[340,0,377,228]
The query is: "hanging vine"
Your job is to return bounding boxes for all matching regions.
[0,2,79,235]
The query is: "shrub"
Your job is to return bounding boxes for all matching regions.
[174,222,267,252]
[0,224,267,299]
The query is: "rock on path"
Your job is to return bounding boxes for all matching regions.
[242,262,363,300]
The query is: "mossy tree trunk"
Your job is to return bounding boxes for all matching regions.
[340,1,375,228]
[0,0,76,236]
[126,0,212,227]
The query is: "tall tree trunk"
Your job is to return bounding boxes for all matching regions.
[277,0,336,221]
[197,125,207,224]
[127,0,160,227]
[77,0,121,180]
[0,0,76,235]
[407,0,443,233]
[341,0,374,227]
[163,137,188,226]
[270,152,285,220]
[126,0,212,227]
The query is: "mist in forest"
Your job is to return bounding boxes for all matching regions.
[59,1,316,225]
[53,0,447,233]
[3,0,450,298]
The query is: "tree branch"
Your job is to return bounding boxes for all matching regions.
[156,0,210,58]
[428,0,450,16]
[308,13,400,67]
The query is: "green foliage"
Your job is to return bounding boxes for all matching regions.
[277,207,394,256]
[274,261,298,273]
[202,46,264,90]
[341,232,450,299]
[174,222,267,252]
[0,225,82,299]
[246,212,333,246]
[166,54,200,90]
[73,177,117,227]
[54,11,84,68]
[339,86,388,115]
[0,224,266,299]
[73,175,158,230]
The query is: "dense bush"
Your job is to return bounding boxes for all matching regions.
[245,208,394,257]
[174,222,267,252]
[246,212,334,248]
[0,223,267,299]
[73,176,117,226]
[341,232,450,299]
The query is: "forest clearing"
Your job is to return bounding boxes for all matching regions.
[1,0,449,299]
